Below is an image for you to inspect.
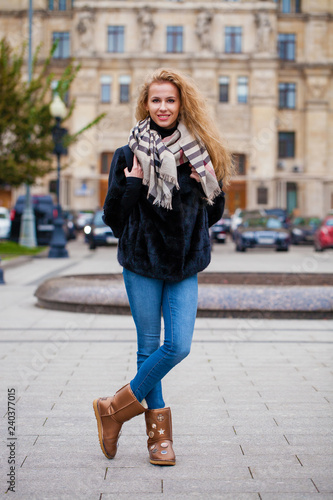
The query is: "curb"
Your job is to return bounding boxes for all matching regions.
[1,255,34,269]
[1,248,49,270]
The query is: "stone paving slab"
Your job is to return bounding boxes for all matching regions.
[1,320,332,498]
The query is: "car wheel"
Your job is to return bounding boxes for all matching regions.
[314,243,323,252]
[236,243,245,252]
[89,241,96,250]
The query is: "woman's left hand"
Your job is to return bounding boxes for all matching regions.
[124,155,143,179]
[190,166,201,183]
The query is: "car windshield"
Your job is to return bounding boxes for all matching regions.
[325,219,333,227]
[0,213,7,219]
[93,211,104,225]
[242,217,282,229]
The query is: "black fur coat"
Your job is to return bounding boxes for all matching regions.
[103,146,225,282]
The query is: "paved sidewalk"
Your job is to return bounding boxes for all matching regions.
[1,239,333,499]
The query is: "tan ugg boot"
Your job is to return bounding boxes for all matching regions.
[93,383,146,459]
[145,407,176,466]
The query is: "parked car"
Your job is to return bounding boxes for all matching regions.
[234,215,290,252]
[221,211,231,233]
[84,210,117,249]
[62,210,77,240]
[10,195,56,246]
[314,216,333,251]
[290,216,321,244]
[210,216,229,244]
[0,207,11,239]
[230,209,265,239]
[74,210,94,230]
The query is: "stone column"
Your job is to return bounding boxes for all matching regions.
[303,69,330,217]
[70,66,99,210]
[249,58,279,208]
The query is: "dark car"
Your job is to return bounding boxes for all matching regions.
[84,210,118,249]
[210,216,230,244]
[289,216,321,244]
[314,216,333,251]
[10,195,56,246]
[74,210,94,230]
[62,210,77,240]
[234,215,290,252]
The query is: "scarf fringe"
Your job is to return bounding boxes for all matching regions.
[153,197,173,210]
[159,174,180,190]
[205,186,223,205]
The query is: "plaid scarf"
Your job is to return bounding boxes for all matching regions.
[128,117,221,210]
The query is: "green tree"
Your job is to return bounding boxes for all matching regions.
[0,38,105,187]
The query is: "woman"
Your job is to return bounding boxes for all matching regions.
[93,68,233,466]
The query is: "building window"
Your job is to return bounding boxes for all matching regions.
[233,154,246,175]
[167,26,183,53]
[52,32,70,59]
[108,26,125,53]
[101,152,114,175]
[237,76,248,104]
[279,83,296,109]
[219,77,229,102]
[278,0,301,13]
[225,27,242,53]
[100,76,112,103]
[257,186,268,205]
[278,33,296,61]
[59,0,67,10]
[119,76,131,103]
[51,80,58,95]
[49,0,72,10]
[278,132,295,158]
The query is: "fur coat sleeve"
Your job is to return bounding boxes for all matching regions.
[102,147,128,238]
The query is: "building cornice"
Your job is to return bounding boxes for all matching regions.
[73,1,278,13]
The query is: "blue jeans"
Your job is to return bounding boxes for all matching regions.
[123,268,198,410]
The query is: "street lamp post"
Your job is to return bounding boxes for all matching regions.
[48,95,69,258]
[19,0,37,248]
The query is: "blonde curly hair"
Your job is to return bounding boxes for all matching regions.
[135,68,234,185]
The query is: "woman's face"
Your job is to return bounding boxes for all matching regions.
[145,81,181,129]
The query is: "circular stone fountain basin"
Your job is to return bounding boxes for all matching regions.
[34,272,333,319]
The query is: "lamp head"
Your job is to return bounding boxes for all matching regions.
[50,94,67,119]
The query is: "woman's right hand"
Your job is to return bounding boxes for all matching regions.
[124,155,143,179]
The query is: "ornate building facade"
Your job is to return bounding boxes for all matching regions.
[0,0,332,216]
